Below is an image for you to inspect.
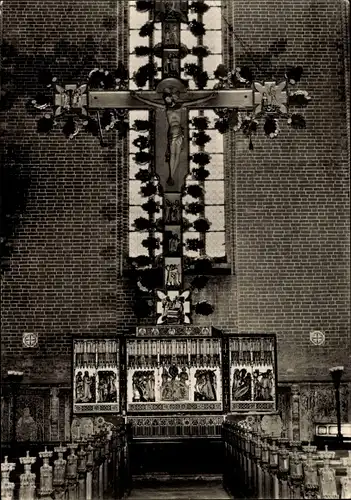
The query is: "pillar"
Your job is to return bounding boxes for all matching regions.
[291,384,301,441]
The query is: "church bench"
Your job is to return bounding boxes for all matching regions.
[222,420,351,499]
[1,423,130,500]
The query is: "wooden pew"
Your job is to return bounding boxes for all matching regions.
[1,423,130,500]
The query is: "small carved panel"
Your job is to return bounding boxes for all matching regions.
[164,226,182,256]
[154,1,188,23]
[165,257,182,288]
[136,325,212,336]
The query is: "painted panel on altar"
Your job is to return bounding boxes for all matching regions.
[229,336,276,412]
[73,339,120,414]
[127,338,223,412]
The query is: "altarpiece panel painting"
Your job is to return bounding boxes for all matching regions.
[73,339,120,414]
[127,338,223,412]
[230,335,276,412]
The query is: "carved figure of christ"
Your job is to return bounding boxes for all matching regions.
[130,87,217,187]
[88,78,262,191]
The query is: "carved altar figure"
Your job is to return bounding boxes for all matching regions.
[132,371,155,402]
[97,370,117,403]
[81,371,94,402]
[75,371,84,401]
[166,230,181,254]
[164,23,179,45]
[164,53,179,76]
[160,365,189,401]
[155,0,188,22]
[16,407,37,441]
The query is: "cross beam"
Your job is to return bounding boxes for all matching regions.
[88,89,257,110]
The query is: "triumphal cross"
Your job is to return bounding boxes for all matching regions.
[85,1,288,327]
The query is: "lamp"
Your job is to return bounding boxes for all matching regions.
[329,366,344,443]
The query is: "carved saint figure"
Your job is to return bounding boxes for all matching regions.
[194,370,217,401]
[166,263,181,287]
[164,53,179,76]
[156,0,186,21]
[166,231,181,254]
[80,371,95,403]
[132,371,155,402]
[165,199,181,223]
[97,371,117,403]
[252,368,274,401]
[164,23,179,45]
[160,365,189,401]
[132,88,216,185]
[340,464,351,499]
[16,407,37,441]
[75,371,84,402]
[232,368,252,401]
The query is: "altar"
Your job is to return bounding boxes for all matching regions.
[73,332,276,415]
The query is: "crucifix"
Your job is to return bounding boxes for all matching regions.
[49,3,289,325]
[88,80,287,324]
[89,81,269,323]
[85,3,288,325]
[89,83,287,192]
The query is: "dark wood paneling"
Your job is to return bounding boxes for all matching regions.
[130,438,224,476]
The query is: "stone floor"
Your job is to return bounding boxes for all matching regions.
[128,481,233,499]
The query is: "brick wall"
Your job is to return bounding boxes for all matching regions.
[1,0,134,383]
[1,0,350,385]
[231,0,350,381]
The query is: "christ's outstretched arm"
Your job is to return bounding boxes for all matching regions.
[130,91,165,109]
[182,92,218,108]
